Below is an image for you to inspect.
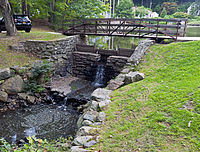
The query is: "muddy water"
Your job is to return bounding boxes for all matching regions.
[0,104,79,143]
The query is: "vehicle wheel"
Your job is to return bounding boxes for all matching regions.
[25,29,30,33]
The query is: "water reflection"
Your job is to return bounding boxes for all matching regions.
[186,26,200,37]
[88,36,137,50]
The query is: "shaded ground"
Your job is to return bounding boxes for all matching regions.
[0,27,65,69]
[91,41,200,152]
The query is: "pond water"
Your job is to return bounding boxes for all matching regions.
[88,26,200,49]
[0,104,79,143]
[186,26,200,37]
[88,36,138,50]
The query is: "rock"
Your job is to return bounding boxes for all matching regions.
[76,126,98,136]
[121,68,130,74]
[124,72,144,85]
[82,120,93,126]
[115,74,126,82]
[26,95,35,104]
[0,68,11,80]
[84,140,97,148]
[72,136,93,146]
[0,91,8,102]
[107,80,124,90]
[128,40,154,65]
[71,146,89,152]
[91,88,112,102]
[87,101,99,111]
[97,112,106,122]
[98,100,111,110]
[83,111,99,122]
[18,93,27,100]
[77,115,84,128]
[1,75,24,95]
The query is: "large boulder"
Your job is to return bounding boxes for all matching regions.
[71,146,89,152]
[91,88,112,102]
[0,91,8,102]
[76,126,98,136]
[1,75,24,95]
[83,111,99,122]
[124,72,144,85]
[0,68,11,81]
[107,79,124,90]
[72,136,93,146]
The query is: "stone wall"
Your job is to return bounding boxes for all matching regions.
[72,52,101,80]
[106,56,129,80]
[12,35,81,76]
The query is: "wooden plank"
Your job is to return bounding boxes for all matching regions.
[118,48,134,57]
[64,23,185,29]
[76,44,96,53]
[63,18,186,22]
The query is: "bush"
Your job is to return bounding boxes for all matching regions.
[24,61,51,93]
[160,8,167,18]
[173,12,188,18]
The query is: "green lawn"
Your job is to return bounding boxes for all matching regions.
[92,41,200,152]
[0,30,66,69]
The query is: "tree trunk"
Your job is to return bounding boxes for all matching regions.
[0,0,17,36]
[27,3,30,17]
[22,0,26,15]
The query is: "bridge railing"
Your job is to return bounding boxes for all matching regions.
[62,18,187,40]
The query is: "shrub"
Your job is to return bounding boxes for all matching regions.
[24,61,51,93]
[173,12,188,18]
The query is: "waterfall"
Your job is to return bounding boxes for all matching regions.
[93,64,105,87]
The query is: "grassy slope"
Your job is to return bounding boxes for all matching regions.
[0,29,66,68]
[92,41,200,152]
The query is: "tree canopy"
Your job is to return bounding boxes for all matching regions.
[115,0,134,18]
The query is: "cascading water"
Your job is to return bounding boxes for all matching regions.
[93,64,106,87]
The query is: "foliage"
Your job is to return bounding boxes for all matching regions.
[9,0,109,30]
[24,61,51,93]
[188,1,200,17]
[173,12,188,18]
[0,137,70,152]
[177,2,193,12]
[91,41,200,151]
[160,8,167,18]
[115,0,134,18]
[0,138,12,152]
[135,6,151,18]
[162,2,178,15]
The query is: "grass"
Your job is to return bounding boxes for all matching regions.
[0,29,66,68]
[91,41,200,152]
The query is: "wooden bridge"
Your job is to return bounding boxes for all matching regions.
[62,18,188,41]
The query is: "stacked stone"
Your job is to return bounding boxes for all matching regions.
[0,62,48,112]
[71,88,112,152]
[72,52,101,80]
[106,55,129,79]
[10,36,81,76]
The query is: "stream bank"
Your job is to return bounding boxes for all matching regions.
[0,34,154,151]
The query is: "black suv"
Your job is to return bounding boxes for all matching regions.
[0,15,32,33]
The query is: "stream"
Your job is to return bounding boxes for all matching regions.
[0,27,199,143]
[0,104,79,143]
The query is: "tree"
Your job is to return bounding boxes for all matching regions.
[162,2,178,15]
[115,0,134,18]
[135,6,151,18]
[160,7,167,18]
[0,0,17,36]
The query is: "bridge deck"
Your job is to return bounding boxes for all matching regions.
[63,18,188,40]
